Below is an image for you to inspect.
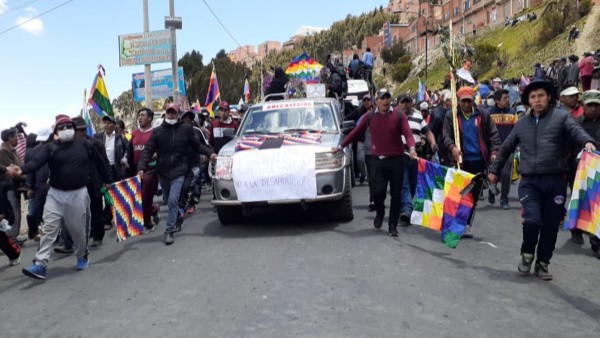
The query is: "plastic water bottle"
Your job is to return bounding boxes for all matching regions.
[0,219,12,233]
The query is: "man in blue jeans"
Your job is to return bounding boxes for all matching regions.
[137,104,215,245]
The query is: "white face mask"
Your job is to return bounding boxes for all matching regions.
[486,98,495,106]
[165,118,178,125]
[57,129,74,142]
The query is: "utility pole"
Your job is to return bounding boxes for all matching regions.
[168,0,180,103]
[143,0,152,108]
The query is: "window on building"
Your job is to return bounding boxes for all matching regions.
[444,13,450,21]
[454,8,459,16]
[464,1,471,11]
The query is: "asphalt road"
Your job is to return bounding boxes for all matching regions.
[1,183,599,338]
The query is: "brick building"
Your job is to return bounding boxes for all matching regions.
[227,45,258,67]
[257,41,282,61]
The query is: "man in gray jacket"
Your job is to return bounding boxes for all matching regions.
[488,80,596,281]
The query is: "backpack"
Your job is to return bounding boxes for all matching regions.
[349,60,361,79]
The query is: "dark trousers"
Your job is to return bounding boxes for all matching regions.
[490,153,514,200]
[102,165,120,225]
[88,184,104,241]
[461,160,487,226]
[518,174,567,264]
[365,155,374,203]
[28,186,48,238]
[141,172,159,228]
[371,156,404,224]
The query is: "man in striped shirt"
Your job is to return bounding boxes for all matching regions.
[397,94,438,224]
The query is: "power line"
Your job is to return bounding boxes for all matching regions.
[0,0,41,17]
[0,0,76,36]
[201,0,242,49]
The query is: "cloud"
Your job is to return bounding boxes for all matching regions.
[66,103,80,115]
[16,7,44,35]
[0,0,6,14]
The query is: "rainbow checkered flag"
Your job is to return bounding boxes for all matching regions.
[411,158,476,248]
[565,151,600,237]
[106,176,144,241]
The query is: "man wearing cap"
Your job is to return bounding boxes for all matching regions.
[560,86,583,118]
[18,115,111,280]
[488,80,596,280]
[569,90,600,255]
[210,101,239,154]
[335,88,417,236]
[127,108,161,232]
[579,52,597,92]
[492,77,503,91]
[398,94,437,224]
[487,89,518,210]
[443,86,501,238]
[430,90,452,165]
[94,115,128,230]
[137,103,215,245]
[71,117,111,248]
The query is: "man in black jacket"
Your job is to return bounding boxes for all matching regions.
[489,80,596,281]
[18,115,111,280]
[94,115,128,230]
[137,104,215,245]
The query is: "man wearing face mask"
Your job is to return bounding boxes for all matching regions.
[137,104,215,245]
[487,89,517,209]
[18,115,111,280]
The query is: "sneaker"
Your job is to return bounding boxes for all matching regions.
[164,233,174,245]
[461,225,473,239]
[9,256,20,267]
[187,205,196,215]
[90,239,103,248]
[53,245,74,254]
[175,214,184,233]
[22,263,47,280]
[534,262,553,281]
[571,231,584,245]
[143,226,155,234]
[388,224,399,237]
[400,212,411,226]
[500,199,510,210]
[367,203,375,212]
[76,257,89,271]
[518,253,534,275]
[374,213,384,229]
[488,191,496,204]
[152,213,160,226]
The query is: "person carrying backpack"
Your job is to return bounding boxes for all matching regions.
[348,54,363,80]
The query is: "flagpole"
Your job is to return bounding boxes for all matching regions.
[450,19,462,169]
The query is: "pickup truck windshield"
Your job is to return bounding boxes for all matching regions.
[241,101,337,134]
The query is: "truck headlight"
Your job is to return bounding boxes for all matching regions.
[214,156,233,180]
[315,151,345,171]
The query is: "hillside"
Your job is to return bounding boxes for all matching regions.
[398,2,600,92]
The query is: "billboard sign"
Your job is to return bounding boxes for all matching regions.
[132,67,186,102]
[119,30,172,67]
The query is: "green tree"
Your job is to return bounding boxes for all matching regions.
[381,42,407,64]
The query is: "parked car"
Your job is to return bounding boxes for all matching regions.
[210,97,356,224]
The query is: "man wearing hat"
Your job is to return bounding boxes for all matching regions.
[335,88,417,236]
[443,86,501,238]
[127,108,160,232]
[560,86,583,118]
[137,103,215,245]
[570,90,600,256]
[210,101,239,154]
[492,77,503,91]
[565,54,580,88]
[71,117,111,248]
[19,115,112,280]
[94,115,128,230]
[489,80,596,280]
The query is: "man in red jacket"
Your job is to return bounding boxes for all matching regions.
[334,88,417,236]
[128,108,160,232]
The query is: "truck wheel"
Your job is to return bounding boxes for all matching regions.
[217,206,243,225]
[331,169,354,222]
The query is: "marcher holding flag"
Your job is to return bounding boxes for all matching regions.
[488,80,596,280]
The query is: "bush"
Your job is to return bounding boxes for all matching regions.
[391,62,412,83]
[472,42,498,78]
[537,11,564,45]
[579,0,592,17]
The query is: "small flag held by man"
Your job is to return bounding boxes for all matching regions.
[205,65,221,117]
[106,176,145,241]
[410,158,476,248]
